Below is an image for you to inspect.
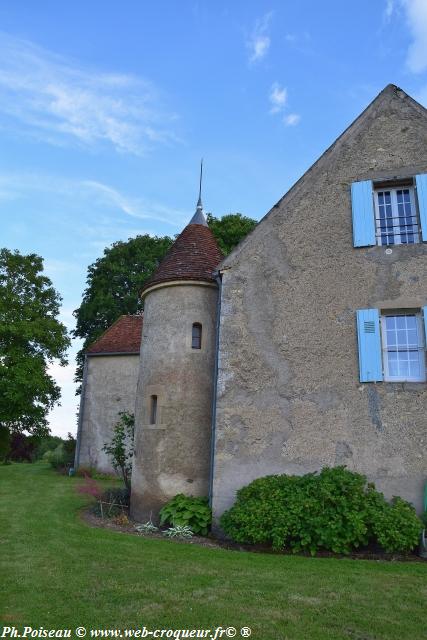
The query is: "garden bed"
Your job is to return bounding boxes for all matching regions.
[82,507,427,562]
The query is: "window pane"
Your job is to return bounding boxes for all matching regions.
[192,323,202,349]
[397,330,406,346]
[407,330,418,348]
[386,316,395,330]
[398,357,409,378]
[396,316,406,330]
[406,316,416,329]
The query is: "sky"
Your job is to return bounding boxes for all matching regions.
[2,0,427,437]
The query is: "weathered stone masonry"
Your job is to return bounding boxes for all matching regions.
[212,84,427,519]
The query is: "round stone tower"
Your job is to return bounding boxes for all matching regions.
[130,195,223,522]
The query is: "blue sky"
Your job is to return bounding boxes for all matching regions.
[2,0,427,436]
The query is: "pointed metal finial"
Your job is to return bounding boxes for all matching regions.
[198,158,203,205]
[189,158,208,226]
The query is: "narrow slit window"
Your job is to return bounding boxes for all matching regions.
[192,323,202,349]
[150,395,157,424]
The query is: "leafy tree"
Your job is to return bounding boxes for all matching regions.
[73,235,173,385]
[103,411,135,490]
[207,212,257,255]
[0,249,70,436]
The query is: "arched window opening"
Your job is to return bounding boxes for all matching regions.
[150,395,158,425]
[192,323,202,349]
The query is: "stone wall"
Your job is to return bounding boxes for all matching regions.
[212,86,427,520]
[78,354,139,474]
[131,282,218,522]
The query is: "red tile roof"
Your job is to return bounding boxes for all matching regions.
[142,223,223,293]
[86,315,143,355]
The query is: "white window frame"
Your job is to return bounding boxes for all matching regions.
[374,185,420,246]
[380,312,426,382]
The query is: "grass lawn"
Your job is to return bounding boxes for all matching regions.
[1,463,426,640]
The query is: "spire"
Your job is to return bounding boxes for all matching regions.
[189,159,208,226]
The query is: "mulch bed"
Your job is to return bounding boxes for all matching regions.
[81,508,427,562]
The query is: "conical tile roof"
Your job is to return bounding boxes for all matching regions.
[142,218,223,294]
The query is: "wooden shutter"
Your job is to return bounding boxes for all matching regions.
[415,174,427,242]
[351,180,376,247]
[356,309,383,382]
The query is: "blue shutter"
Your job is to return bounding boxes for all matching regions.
[422,307,427,345]
[351,180,375,247]
[356,309,383,382]
[415,174,427,242]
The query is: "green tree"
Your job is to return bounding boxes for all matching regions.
[73,234,173,385]
[0,249,70,436]
[207,212,257,255]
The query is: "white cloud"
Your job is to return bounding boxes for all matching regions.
[248,12,273,62]
[0,171,186,227]
[401,0,427,72]
[0,32,178,154]
[268,83,300,126]
[283,113,301,126]
[384,0,395,20]
[269,83,288,113]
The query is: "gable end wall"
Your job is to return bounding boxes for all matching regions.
[212,86,427,520]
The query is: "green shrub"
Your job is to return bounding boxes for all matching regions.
[43,433,75,472]
[44,445,64,468]
[220,466,422,555]
[371,496,422,553]
[159,494,212,536]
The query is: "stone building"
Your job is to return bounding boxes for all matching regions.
[75,315,142,473]
[76,84,427,523]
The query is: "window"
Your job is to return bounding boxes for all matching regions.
[381,313,426,382]
[374,186,420,246]
[192,323,202,349]
[150,395,158,424]
[351,174,427,248]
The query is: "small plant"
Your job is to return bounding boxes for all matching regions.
[135,521,159,534]
[103,411,134,490]
[163,525,194,539]
[159,494,212,536]
[113,513,130,526]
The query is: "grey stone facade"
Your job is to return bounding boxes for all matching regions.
[131,282,218,521]
[77,354,139,474]
[211,85,427,520]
